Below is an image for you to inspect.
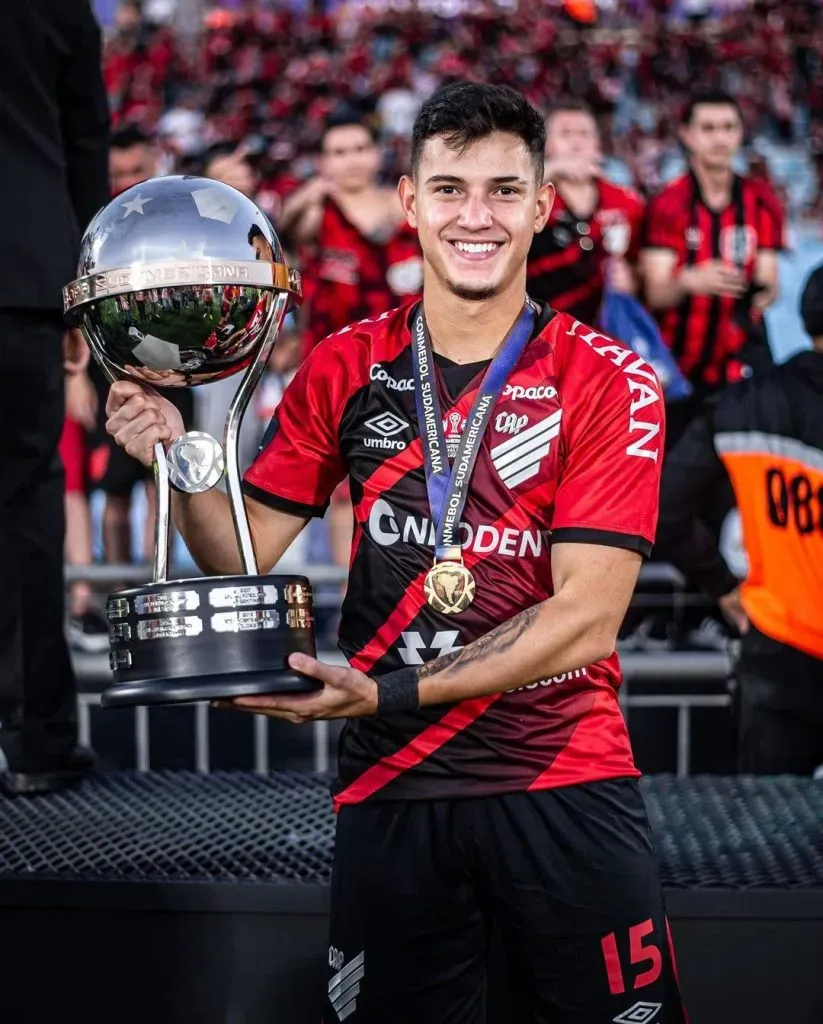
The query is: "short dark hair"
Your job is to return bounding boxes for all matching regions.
[411,83,546,183]
[545,99,596,125]
[322,107,378,147]
[681,88,742,125]
[110,124,154,151]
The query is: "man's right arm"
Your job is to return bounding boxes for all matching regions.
[279,177,329,247]
[105,381,310,575]
[171,489,308,576]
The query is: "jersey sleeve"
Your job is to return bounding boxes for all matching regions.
[242,345,349,518]
[756,184,786,252]
[551,363,665,557]
[642,190,681,251]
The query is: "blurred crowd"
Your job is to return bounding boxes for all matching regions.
[104,0,823,214]
[63,0,823,656]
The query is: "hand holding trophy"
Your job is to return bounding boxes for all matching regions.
[63,175,320,707]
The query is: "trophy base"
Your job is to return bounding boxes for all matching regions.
[101,667,320,708]
[103,574,320,709]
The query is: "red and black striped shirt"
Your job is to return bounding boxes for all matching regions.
[527,179,645,325]
[644,172,785,390]
[301,196,422,356]
[244,302,665,805]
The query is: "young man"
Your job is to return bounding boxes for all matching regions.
[105,83,685,1023]
[280,112,423,568]
[656,263,823,775]
[279,112,423,355]
[527,100,645,325]
[641,89,785,446]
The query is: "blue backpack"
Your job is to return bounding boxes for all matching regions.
[600,290,693,401]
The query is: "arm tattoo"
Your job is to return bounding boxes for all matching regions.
[417,606,540,680]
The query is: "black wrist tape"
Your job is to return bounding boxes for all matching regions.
[376,666,420,716]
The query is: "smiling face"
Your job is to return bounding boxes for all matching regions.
[399,131,553,301]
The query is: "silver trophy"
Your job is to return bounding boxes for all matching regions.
[63,175,320,707]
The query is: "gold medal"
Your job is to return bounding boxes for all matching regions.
[423,560,476,614]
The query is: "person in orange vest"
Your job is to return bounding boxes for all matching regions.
[656,262,823,774]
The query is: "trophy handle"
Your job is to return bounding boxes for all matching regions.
[224,291,290,575]
[80,324,172,584]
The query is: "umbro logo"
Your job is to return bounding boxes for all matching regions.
[613,1002,662,1024]
[365,412,408,437]
[490,410,562,489]
[363,412,409,451]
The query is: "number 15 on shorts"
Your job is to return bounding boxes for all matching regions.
[601,918,662,995]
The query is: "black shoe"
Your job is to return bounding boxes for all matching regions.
[1,745,97,797]
[67,608,110,653]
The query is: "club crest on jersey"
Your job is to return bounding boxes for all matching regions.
[720,224,757,265]
[386,256,424,296]
[494,412,528,436]
[600,217,631,257]
[685,226,703,250]
[490,410,562,490]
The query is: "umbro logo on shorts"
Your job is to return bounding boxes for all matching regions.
[613,1001,663,1024]
[490,410,562,489]
[329,950,365,1021]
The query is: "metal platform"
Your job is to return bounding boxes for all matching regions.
[1,772,822,1024]
[2,771,823,888]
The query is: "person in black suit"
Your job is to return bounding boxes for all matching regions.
[0,0,109,794]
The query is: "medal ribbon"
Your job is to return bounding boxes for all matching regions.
[410,301,536,562]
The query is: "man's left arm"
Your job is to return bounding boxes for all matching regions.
[752,187,786,312]
[220,543,642,722]
[412,543,640,704]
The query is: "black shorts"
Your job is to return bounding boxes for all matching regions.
[324,779,686,1024]
[89,363,194,497]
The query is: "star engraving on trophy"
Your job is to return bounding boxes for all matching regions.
[121,194,153,218]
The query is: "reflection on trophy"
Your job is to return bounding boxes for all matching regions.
[63,175,321,707]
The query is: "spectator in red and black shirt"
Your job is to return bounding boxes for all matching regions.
[279,111,423,358]
[527,100,645,326]
[641,89,785,446]
[280,111,424,569]
[104,84,685,1024]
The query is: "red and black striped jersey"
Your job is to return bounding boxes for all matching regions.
[301,196,423,356]
[526,179,645,325]
[644,172,785,390]
[243,302,665,805]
